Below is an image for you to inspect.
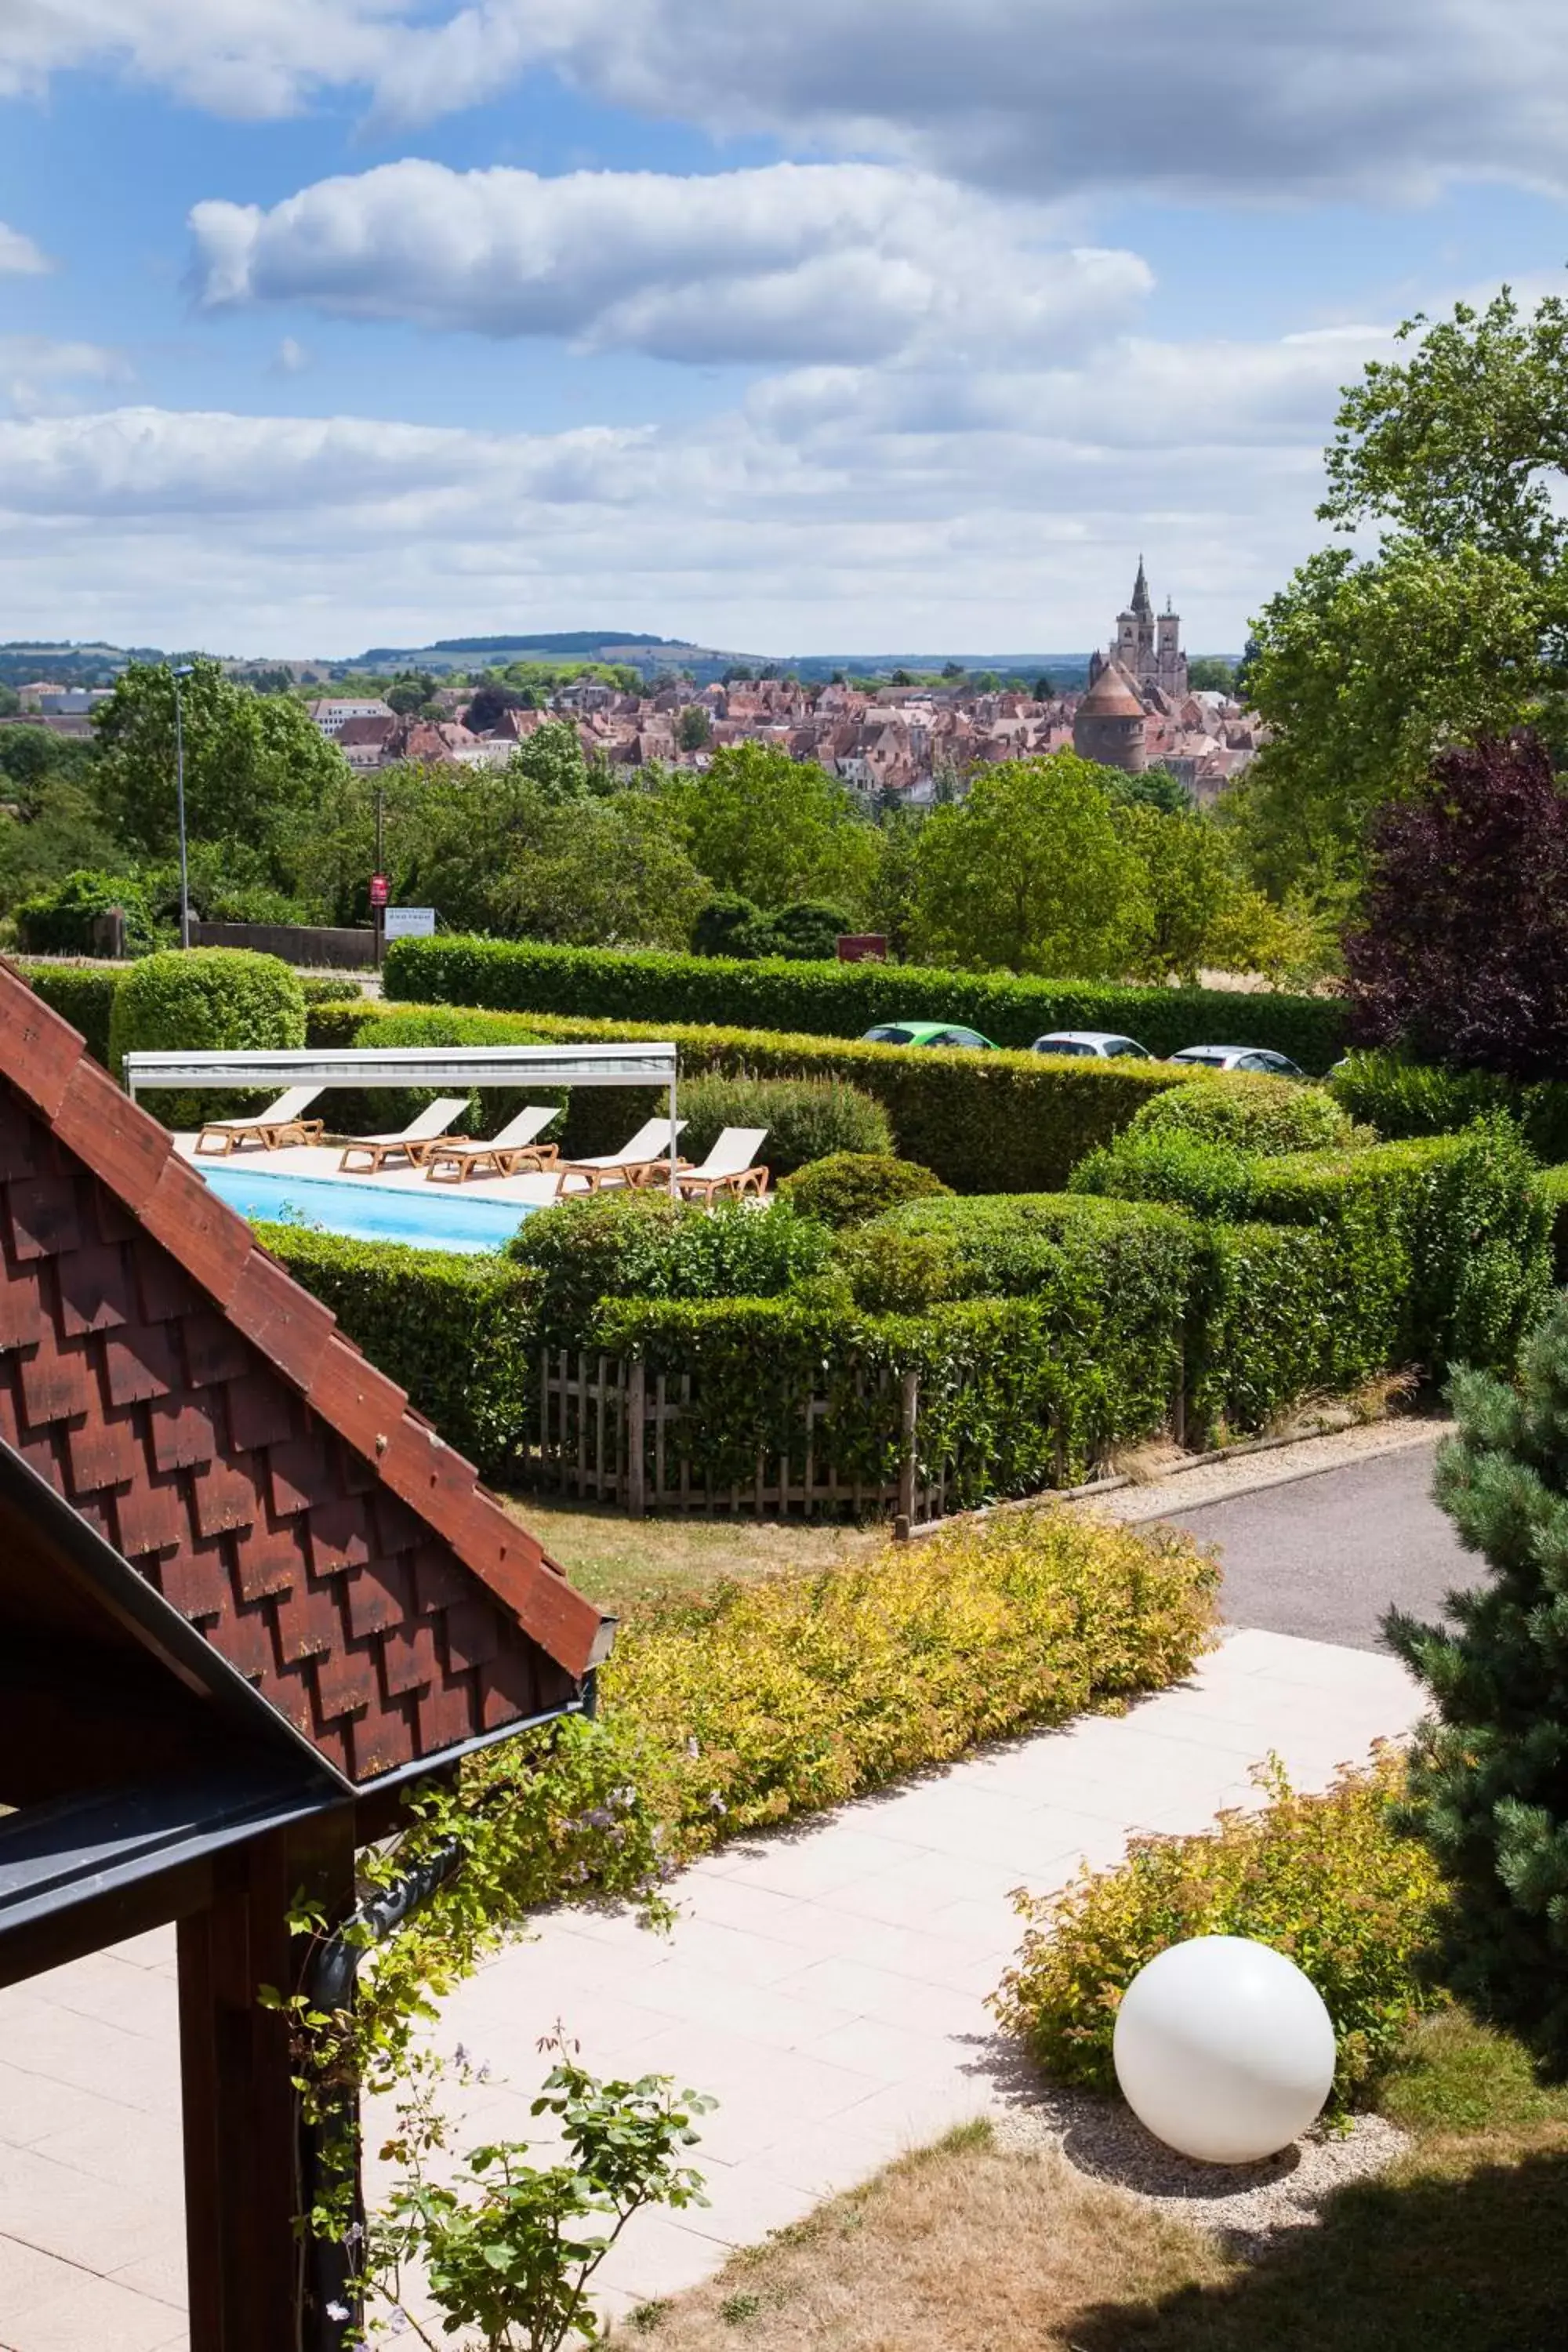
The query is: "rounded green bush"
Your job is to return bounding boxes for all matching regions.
[677,1072,892,1177]
[110,946,305,1066]
[1068,1129,1259,1221]
[1129,1074,1355,1156]
[778,1150,952,1229]
[510,1189,832,1336]
[832,1224,961,1312]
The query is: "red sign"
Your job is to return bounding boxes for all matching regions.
[837,934,887,963]
[368,873,389,908]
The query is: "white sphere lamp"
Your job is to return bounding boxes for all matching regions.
[1112,1935,1337,2165]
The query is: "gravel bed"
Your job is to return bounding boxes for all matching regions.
[992,2080,1408,2254]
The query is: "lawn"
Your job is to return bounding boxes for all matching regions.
[616,2013,1568,2351]
[497,1490,883,1617]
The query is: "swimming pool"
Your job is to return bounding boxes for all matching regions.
[197,1162,536,1254]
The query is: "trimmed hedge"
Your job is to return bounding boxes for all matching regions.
[1543,1166,1568,1283]
[255,1225,537,1479]
[1129,1073,1356,1155]
[1330,1048,1568,1163]
[777,1152,951,1228]
[510,1193,834,1342]
[20,963,120,1066]
[314,997,1204,1192]
[1076,1120,1552,1384]
[383,933,1348,1069]
[109,946,306,1071]
[674,1071,891,1174]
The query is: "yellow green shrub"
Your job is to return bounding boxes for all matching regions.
[601,1512,1218,1850]
[991,1747,1447,2107]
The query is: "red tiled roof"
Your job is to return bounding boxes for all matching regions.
[0,964,608,1785]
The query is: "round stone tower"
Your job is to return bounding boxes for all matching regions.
[1073,661,1148,773]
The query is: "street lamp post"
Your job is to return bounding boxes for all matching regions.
[171,665,194,949]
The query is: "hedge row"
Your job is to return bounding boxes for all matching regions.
[314,999,1215,1193]
[253,1225,538,1478]
[1330,1048,1568,1163]
[1074,1120,1552,1390]
[18,963,120,1065]
[382,934,1348,1070]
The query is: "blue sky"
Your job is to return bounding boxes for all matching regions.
[2,3,1566,659]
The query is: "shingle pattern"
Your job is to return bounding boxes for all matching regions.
[0,966,606,1783]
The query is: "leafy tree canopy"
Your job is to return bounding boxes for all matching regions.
[1236,284,1568,895]
[672,742,877,912]
[92,659,346,873]
[912,751,1150,978]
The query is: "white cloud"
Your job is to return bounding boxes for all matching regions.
[0,307,1391,651]
[190,162,1148,367]
[0,220,50,274]
[270,335,310,373]
[0,336,129,417]
[9,3,1568,204]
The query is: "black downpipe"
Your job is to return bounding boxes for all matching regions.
[299,1674,598,2350]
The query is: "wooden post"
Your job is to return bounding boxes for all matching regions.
[1171,1361,1188,1450]
[895,1370,919,1541]
[626,1357,646,1518]
[179,1804,357,2352]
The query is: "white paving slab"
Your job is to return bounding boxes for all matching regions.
[0,1628,1423,2346]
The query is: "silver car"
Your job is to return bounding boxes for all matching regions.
[1032,1030,1152,1059]
[1171,1044,1305,1077]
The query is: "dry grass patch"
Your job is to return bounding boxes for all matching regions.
[496,1490,882,1615]
[615,2122,1229,2351]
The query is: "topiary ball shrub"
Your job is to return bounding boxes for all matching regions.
[109,946,307,1125]
[991,1748,1446,2114]
[510,1189,833,1338]
[677,1072,892,1177]
[778,1150,952,1229]
[1130,1074,1356,1156]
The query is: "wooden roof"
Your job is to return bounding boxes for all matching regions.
[0,964,611,1788]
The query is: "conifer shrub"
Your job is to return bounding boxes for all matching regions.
[993,1749,1446,2110]
[778,1151,950,1228]
[1392,1294,1568,2075]
[604,1511,1218,1849]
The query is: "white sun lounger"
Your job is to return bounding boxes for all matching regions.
[336,1098,471,1174]
[422,1105,563,1185]
[553,1117,688,1194]
[673,1128,771,1203]
[194,1087,325,1156]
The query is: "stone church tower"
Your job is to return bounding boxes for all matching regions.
[1072,662,1148,773]
[1095,557,1188,699]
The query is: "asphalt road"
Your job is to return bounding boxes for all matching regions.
[1159,1439,1475,1653]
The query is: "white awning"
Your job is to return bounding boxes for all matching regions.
[122,1043,679,1095]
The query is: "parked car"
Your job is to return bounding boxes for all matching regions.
[1031,1030,1152,1059]
[861,1021,997,1051]
[1170,1044,1306,1078]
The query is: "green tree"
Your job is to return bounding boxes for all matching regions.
[1185,656,1237,692]
[1116,804,1246,982]
[677,743,878,910]
[1392,1296,1568,2073]
[677,704,713,752]
[494,793,710,949]
[0,723,96,807]
[92,659,344,873]
[507,717,603,803]
[386,670,440,715]
[0,684,20,718]
[1236,284,1568,895]
[912,752,1149,977]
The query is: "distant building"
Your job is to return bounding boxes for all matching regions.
[1072,662,1148,774]
[310,696,393,737]
[1091,557,1188,700]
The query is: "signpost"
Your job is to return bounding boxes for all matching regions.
[836,934,887,963]
[368,874,389,907]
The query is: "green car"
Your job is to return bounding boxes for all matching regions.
[861,1021,998,1051]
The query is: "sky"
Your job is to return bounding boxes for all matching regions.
[2,3,1568,660]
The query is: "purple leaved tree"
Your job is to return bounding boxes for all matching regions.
[1344,731,1568,1080]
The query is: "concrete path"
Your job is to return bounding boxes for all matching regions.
[0,1626,1424,2346]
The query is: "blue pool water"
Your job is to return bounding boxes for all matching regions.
[196,1162,535,1254]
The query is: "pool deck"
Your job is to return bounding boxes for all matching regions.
[173,1136,608,1207]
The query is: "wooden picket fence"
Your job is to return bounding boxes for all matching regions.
[517,1348,955,1524]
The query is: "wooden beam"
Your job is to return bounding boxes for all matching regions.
[179,1804,357,2352]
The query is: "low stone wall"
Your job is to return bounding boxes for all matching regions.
[191,921,376,968]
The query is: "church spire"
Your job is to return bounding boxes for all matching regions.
[1130,554,1152,619]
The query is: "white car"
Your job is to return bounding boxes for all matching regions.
[1171,1045,1306,1078]
[1032,1030,1152,1060]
